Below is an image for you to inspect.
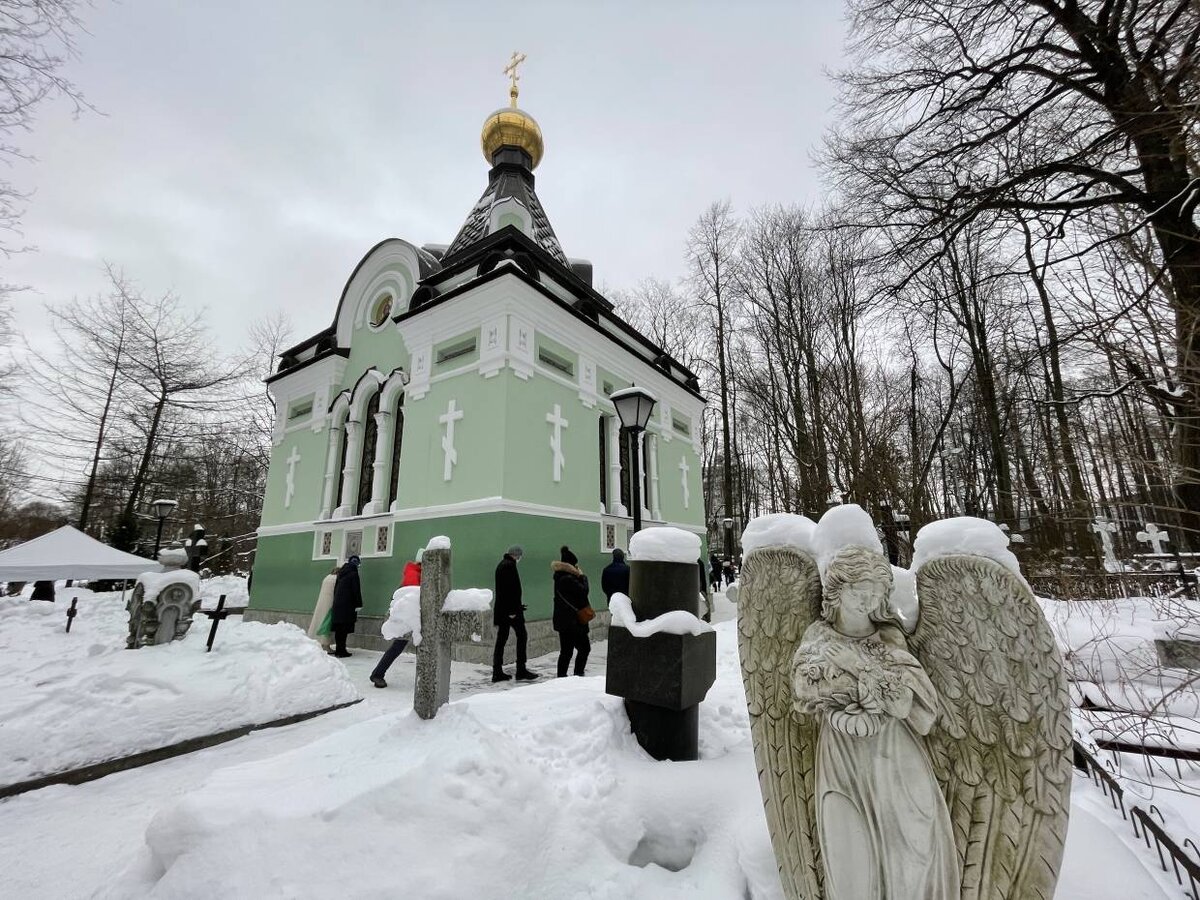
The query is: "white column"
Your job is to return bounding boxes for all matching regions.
[365,409,393,515]
[606,415,623,516]
[638,433,650,519]
[648,434,661,521]
[335,419,363,517]
[319,426,342,519]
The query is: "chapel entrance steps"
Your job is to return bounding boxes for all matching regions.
[241,608,611,664]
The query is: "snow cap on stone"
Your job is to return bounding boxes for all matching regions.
[813,504,884,577]
[741,513,816,556]
[890,565,917,633]
[383,586,422,644]
[609,592,713,636]
[442,589,492,612]
[425,535,451,552]
[911,516,1024,581]
[628,527,701,564]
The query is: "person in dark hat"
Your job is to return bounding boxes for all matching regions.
[492,544,538,683]
[329,554,362,658]
[552,545,592,677]
[600,548,629,601]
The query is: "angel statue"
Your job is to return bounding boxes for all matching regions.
[737,507,1071,900]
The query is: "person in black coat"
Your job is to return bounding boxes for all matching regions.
[709,553,723,590]
[492,545,538,683]
[552,545,591,677]
[329,555,362,658]
[600,548,629,601]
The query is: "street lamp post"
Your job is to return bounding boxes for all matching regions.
[723,516,734,560]
[611,386,658,535]
[149,499,178,558]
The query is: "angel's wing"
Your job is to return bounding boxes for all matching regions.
[912,555,1072,900]
[737,545,824,900]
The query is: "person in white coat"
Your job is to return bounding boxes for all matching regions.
[307,565,339,651]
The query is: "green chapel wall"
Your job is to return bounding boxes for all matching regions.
[500,368,603,512]
[654,434,705,528]
[396,370,508,509]
[342,322,411,390]
[251,510,613,623]
[260,423,334,526]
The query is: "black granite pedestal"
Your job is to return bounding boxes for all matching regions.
[605,554,717,761]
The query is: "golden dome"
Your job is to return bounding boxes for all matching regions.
[480,104,544,169]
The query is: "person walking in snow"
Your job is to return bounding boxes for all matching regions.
[329,554,363,658]
[307,564,339,651]
[552,546,592,677]
[600,548,629,601]
[370,550,422,688]
[709,553,723,590]
[492,544,539,683]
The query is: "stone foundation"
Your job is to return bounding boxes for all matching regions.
[243,608,610,663]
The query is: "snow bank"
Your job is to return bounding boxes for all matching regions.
[813,504,883,575]
[443,588,492,612]
[0,593,359,789]
[425,535,451,551]
[103,618,1173,900]
[382,586,422,644]
[199,574,249,611]
[628,527,701,564]
[136,568,201,604]
[740,513,815,556]
[911,517,1024,582]
[609,592,714,637]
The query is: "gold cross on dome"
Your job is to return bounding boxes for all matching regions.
[503,51,526,106]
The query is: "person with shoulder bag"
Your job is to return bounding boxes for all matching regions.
[551,545,592,677]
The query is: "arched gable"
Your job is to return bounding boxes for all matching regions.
[333,239,441,347]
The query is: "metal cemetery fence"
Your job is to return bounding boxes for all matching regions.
[1074,739,1200,898]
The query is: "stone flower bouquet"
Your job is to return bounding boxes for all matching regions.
[792,621,918,738]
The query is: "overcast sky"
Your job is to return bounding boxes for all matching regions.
[8,0,847,357]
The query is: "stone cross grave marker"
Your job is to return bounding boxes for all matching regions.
[1136,522,1170,555]
[1091,517,1120,570]
[413,545,485,720]
[439,399,464,481]
[546,403,568,483]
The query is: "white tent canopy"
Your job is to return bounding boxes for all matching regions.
[0,526,158,581]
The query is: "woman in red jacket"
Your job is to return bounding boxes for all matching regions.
[370,550,422,688]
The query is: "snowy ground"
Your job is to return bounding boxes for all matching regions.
[0,588,357,789]
[0,591,1187,898]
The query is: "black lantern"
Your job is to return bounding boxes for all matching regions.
[611,386,658,533]
[149,498,178,558]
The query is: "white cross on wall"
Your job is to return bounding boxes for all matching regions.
[439,399,464,481]
[679,456,690,509]
[546,403,568,483]
[284,447,301,508]
[1136,522,1171,555]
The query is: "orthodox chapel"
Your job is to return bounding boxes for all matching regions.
[247,65,707,650]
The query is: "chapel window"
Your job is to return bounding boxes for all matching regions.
[334,425,349,512]
[598,415,608,508]
[388,394,405,507]
[643,433,652,518]
[618,428,632,513]
[369,294,393,329]
[357,391,381,515]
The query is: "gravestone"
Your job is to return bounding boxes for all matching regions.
[1091,517,1121,571]
[605,530,717,761]
[126,547,201,649]
[413,543,486,720]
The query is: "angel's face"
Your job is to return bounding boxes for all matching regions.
[839,580,887,621]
